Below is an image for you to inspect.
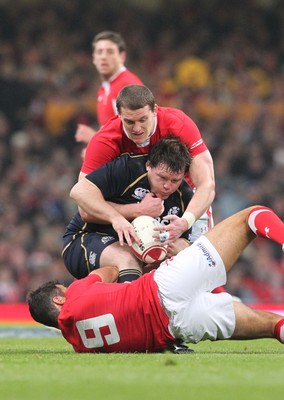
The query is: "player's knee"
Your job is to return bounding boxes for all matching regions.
[116,249,142,270]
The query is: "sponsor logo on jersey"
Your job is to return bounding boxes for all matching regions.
[159,208,180,226]
[89,251,97,266]
[196,242,216,267]
[101,236,115,244]
[132,187,150,200]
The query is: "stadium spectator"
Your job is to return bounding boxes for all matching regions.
[27,205,284,353]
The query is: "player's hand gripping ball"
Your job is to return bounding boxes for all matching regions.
[130,215,167,263]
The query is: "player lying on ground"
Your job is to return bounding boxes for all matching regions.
[27,205,284,353]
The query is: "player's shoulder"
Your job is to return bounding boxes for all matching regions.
[157,106,200,138]
[118,68,143,85]
[157,106,188,122]
[114,152,148,168]
[106,153,147,178]
[94,116,123,139]
[157,106,191,133]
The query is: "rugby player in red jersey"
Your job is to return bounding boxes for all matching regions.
[75,31,143,145]
[28,205,284,353]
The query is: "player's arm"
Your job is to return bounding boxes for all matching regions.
[71,178,110,224]
[70,178,140,246]
[75,124,96,144]
[78,171,87,180]
[108,192,165,219]
[166,238,190,257]
[90,266,119,283]
[157,150,215,243]
[75,176,143,221]
[182,149,215,224]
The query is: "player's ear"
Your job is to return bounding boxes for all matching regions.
[153,104,158,115]
[120,51,126,63]
[53,295,65,305]
[146,161,150,171]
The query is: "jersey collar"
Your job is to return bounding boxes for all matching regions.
[102,66,126,84]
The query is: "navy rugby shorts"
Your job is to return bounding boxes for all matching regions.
[62,232,118,279]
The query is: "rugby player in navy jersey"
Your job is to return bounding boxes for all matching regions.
[63,135,193,283]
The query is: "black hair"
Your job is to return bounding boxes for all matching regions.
[92,31,127,53]
[148,134,191,173]
[27,281,63,328]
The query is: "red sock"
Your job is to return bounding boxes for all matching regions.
[211,286,226,294]
[247,206,284,245]
[274,319,284,343]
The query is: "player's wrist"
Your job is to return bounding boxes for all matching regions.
[182,212,196,230]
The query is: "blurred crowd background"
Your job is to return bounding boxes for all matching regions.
[0,0,283,303]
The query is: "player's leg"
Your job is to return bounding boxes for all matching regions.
[63,232,142,281]
[204,205,284,273]
[190,208,227,295]
[100,241,143,282]
[232,301,284,343]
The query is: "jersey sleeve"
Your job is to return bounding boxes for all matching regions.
[85,155,131,199]
[158,108,208,157]
[81,117,124,174]
[81,136,119,174]
[66,273,102,298]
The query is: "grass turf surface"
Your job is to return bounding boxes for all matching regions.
[1,332,284,400]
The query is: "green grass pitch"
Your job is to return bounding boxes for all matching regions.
[1,329,284,400]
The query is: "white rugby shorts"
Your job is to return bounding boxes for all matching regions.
[154,235,235,343]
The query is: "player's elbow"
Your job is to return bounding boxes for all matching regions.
[70,183,84,206]
[78,208,92,222]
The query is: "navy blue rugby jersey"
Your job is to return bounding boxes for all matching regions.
[64,153,193,240]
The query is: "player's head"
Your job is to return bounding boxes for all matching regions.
[92,31,127,79]
[27,281,66,329]
[146,135,191,200]
[116,84,157,145]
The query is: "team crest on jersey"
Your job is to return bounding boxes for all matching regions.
[132,187,150,200]
[89,251,97,266]
[101,236,115,245]
[168,207,180,215]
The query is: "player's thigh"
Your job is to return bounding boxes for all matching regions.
[171,291,235,343]
[63,232,118,278]
[154,236,227,304]
[100,241,142,270]
[204,207,255,271]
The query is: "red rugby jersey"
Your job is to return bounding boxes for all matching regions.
[58,272,174,353]
[97,68,143,126]
[82,106,208,177]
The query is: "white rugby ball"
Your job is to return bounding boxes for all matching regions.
[130,215,167,263]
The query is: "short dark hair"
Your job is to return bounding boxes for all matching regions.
[116,84,155,114]
[148,134,191,174]
[27,281,63,329]
[92,31,126,53]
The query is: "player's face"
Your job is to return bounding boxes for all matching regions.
[119,105,157,145]
[93,40,126,79]
[146,162,184,200]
